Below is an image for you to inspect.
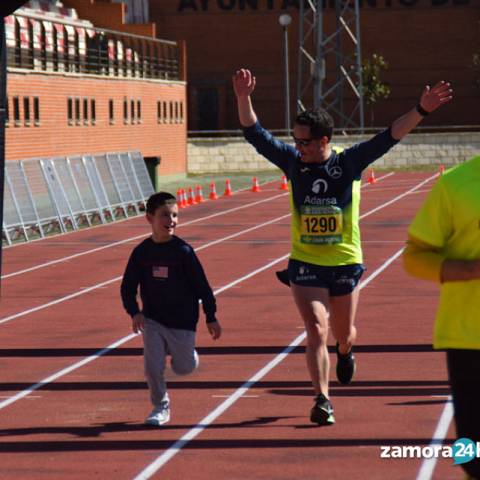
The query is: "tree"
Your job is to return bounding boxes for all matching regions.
[362,54,391,126]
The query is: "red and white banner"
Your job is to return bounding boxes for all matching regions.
[54,23,64,52]
[5,16,16,49]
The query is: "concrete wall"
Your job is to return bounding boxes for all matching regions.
[187,131,480,173]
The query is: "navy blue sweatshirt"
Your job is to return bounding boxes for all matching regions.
[120,236,217,331]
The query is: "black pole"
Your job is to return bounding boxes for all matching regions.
[1,1,29,292]
[0,19,7,289]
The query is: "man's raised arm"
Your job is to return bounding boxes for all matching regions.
[390,81,453,140]
[232,68,258,128]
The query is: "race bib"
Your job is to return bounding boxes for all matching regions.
[300,205,343,244]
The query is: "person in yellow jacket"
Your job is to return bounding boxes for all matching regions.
[403,155,480,480]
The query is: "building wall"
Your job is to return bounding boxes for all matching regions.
[6,72,187,175]
[150,0,480,130]
[187,131,480,173]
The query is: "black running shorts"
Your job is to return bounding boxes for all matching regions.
[288,259,365,296]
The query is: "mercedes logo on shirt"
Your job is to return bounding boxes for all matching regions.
[327,165,343,179]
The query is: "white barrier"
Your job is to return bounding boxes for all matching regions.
[2,151,153,245]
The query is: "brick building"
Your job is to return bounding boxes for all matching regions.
[150,0,480,131]
[5,0,187,176]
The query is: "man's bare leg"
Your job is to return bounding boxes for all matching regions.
[291,284,331,396]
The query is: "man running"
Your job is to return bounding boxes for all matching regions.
[233,68,452,425]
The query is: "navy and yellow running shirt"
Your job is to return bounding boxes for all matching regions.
[408,156,480,349]
[243,122,398,266]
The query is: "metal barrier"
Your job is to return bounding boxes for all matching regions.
[2,151,153,245]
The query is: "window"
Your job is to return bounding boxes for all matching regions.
[169,102,173,123]
[157,100,161,123]
[163,101,168,123]
[13,96,20,126]
[5,96,9,127]
[33,97,40,126]
[197,87,219,130]
[130,99,135,124]
[75,97,81,125]
[67,97,73,125]
[180,102,184,123]
[83,98,89,125]
[137,100,141,123]
[90,99,96,125]
[109,99,114,124]
[174,102,179,123]
[123,97,128,124]
[23,97,30,126]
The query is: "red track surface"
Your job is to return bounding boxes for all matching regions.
[0,173,463,480]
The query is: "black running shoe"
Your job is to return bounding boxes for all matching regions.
[275,269,290,287]
[336,342,356,385]
[310,394,335,426]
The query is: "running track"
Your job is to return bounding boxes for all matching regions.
[0,172,463,480]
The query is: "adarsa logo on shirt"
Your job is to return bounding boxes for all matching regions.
[304,196,337,206]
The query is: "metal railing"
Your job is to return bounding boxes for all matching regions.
[6,12,181,80]
[187,124,480,138]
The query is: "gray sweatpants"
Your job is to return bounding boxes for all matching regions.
[142,318,199,407]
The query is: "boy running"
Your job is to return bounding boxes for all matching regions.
[121,192,222,426]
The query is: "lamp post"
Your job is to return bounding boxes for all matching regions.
[278,13,292,135]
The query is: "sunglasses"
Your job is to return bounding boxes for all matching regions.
[292,136,314,147]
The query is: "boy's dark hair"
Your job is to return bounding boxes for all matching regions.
[146,192,177,215]
[295,108,334,142]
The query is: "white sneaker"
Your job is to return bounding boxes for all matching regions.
[145,406,170,426]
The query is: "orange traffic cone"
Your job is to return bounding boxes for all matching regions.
[209,181,218,200]
[367,169,376,185]
[280,175,288,191]
[251,177,261,193]
[223,179,233,197]
[195,185,204,203]
[180,189,188,208]
[187,187,197,206]
[177,188,185,209]
[439,164,445,175]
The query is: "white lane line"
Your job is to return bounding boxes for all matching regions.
[1,172,397,280]
[133,246,406,480]
[0,396,42,399]
[212,395,260,398]
[416,398,454,480]
[364,171,395,185]
[0,254,290,412]
[0,276,123,326]
[359,173,438,219]
[0,214,290,327]
[0,334,137,410]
